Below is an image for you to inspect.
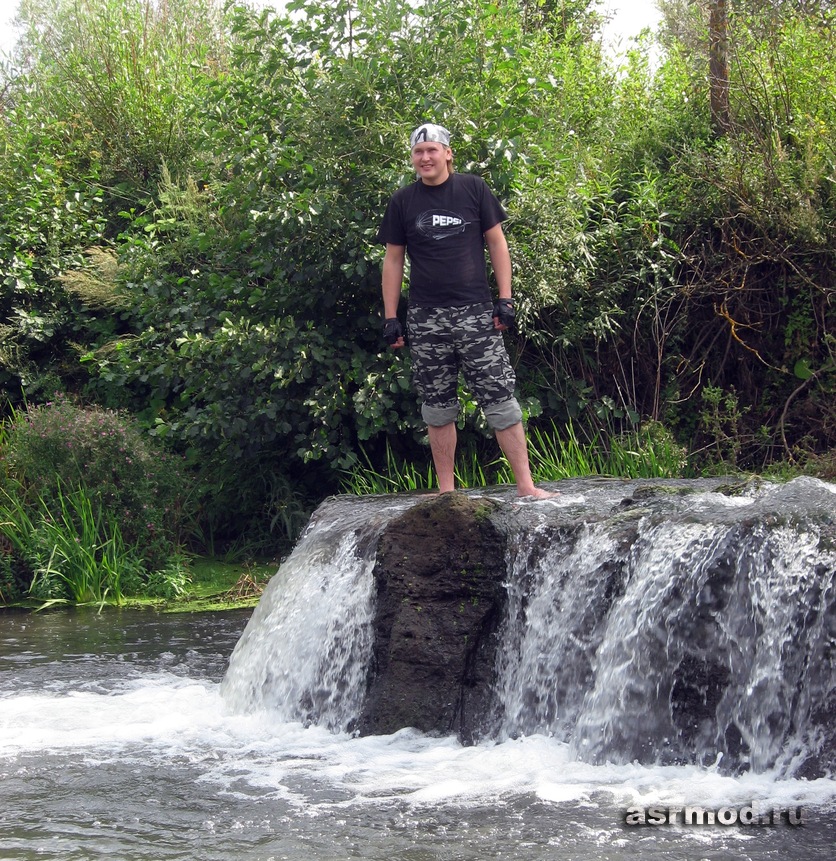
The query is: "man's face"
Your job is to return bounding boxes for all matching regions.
[411,141,451,185]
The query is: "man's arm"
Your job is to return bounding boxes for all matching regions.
[382,243,406,348]
[484,223,511,299]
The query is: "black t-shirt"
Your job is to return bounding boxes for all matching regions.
[377,172,507,307]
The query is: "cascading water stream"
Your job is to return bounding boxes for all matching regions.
[493,521,629,742]
[220,493,423,728]
[221,477,836,778]
[568,516,832,774]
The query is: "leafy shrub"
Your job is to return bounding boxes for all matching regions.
[0,106,108,404]
[3,397,193,570]
[137,555,192,600]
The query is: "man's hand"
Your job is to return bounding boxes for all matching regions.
[492,299,515,331]
[383,317,405,348]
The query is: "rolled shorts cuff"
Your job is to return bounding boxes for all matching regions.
[482,397,522,431]
[422,402,459,427]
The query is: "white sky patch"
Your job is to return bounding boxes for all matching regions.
[0,0,19,58]
[600,0,663,45]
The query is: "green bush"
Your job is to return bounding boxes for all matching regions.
[3,397,193,571]
[0,541,30,604]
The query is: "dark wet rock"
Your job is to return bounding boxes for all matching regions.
[358,493,506,742]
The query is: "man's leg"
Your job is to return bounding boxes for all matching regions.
[454,305,556,498]
[494,421,555,499]
[407,305,460,493]
[427,422,457,493]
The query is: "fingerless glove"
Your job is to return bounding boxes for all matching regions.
[383,317,403,345]
[492,299,515,329]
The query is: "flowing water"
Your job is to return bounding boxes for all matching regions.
[2,478,836,860]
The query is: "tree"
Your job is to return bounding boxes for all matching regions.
[6,0,228,192]
[627,2,836,466]
[708,0,730,133]
[0,0,229,405]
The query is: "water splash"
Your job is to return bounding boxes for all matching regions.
[220,495,420,730]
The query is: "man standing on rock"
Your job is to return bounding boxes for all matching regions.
[378,122,555,499]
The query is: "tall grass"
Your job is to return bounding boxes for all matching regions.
[0,481,136,607]
[340,444,436,494]
[341,420,690,495]
[526,420,690,481]
[340,441,502,495]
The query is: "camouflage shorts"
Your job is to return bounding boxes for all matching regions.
[406,302,517,415]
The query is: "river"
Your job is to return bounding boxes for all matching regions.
[1,610,833,858]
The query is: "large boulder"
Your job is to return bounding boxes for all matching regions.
[357,493,506,742]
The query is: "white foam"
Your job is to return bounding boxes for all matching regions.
[3,677,834,812]
[692,491,756,509]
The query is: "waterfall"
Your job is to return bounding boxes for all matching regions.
[570,518,831,773]
[494,521,630,742]
[221,477,836,776]
[220,494,421,729]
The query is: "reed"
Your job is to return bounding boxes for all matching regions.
[341,420,689,495]
[340,438,515,495]
[0,481,131,607]
[342,445,436,495]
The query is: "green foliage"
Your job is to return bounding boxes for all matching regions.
[189,458,318,559]
[0,104,109,401]
[0,0,228,407]
[3,397,193,569]
[2,0,834,548]
[340,438,505,495]
[0,478,142,606]
[568,6,836,470]
[138,556,192,600]
[8,0,227,191]
[697,383,747,470]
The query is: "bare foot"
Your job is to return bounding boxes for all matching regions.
[517,487,559,500]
